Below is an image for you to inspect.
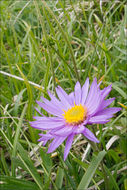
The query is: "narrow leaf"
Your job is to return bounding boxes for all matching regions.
[77,150,106,190]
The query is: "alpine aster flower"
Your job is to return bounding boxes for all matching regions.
[30,78,121,160]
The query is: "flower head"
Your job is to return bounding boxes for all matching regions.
[30,78,121,160]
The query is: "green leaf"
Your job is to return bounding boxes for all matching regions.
[17,143,43,190]
[107,149,120,163]
[77,150,107,190]
[1,149,10,176]
[0,175,39,190]
[55,167,64,189]
[40,149,52,174]
[73,157,103,178]
[124,178,127,190]
[112,83,126,99]
[105,81,126,99]
[104,165,120,190]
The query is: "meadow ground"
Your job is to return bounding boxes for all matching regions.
[0,0,127,190]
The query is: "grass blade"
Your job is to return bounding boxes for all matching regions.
[77,150,107,190]
[17,143,43,190]
[12,104,27,176]
[0,175,39,190]
[104,165,120,190]
[41,0,80,81]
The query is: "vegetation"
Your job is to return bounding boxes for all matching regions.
[0,0,127,189]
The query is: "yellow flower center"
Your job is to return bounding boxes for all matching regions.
[63,104,87,125]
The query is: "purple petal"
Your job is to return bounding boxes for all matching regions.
[30,120,64,130]
[47,136,66,153]
[43,140,49,146]
[85,78,100,116]
[101,85,112,100]
[36,101,63,117]
[51,125,74,136]
[38,133,53,145]
[39,133,53,139]
[74,81,81,105]
[40,96,63,114]
[34,107,43,116]
[88,115,113,124]
[41,96,50,103]
[98,98,115,111]
[56,86,71,109]
[41,96,63,113]
[95,107,121,116]
[32,116,63,121]
[82,127,99,143]
[48,91,64,110]
[33,116,45,120]
[81,78,89,105]
[38,134,52,141]
[98,81,102,87]
[74,125,85,134]
[85,78,97,104]
[68,92,75,105]
[64,134,74,161]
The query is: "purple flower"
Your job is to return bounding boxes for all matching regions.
[30,78,121,160]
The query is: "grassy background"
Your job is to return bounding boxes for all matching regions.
[0,0,127,189]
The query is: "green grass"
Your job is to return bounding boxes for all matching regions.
[0,0,127,190]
